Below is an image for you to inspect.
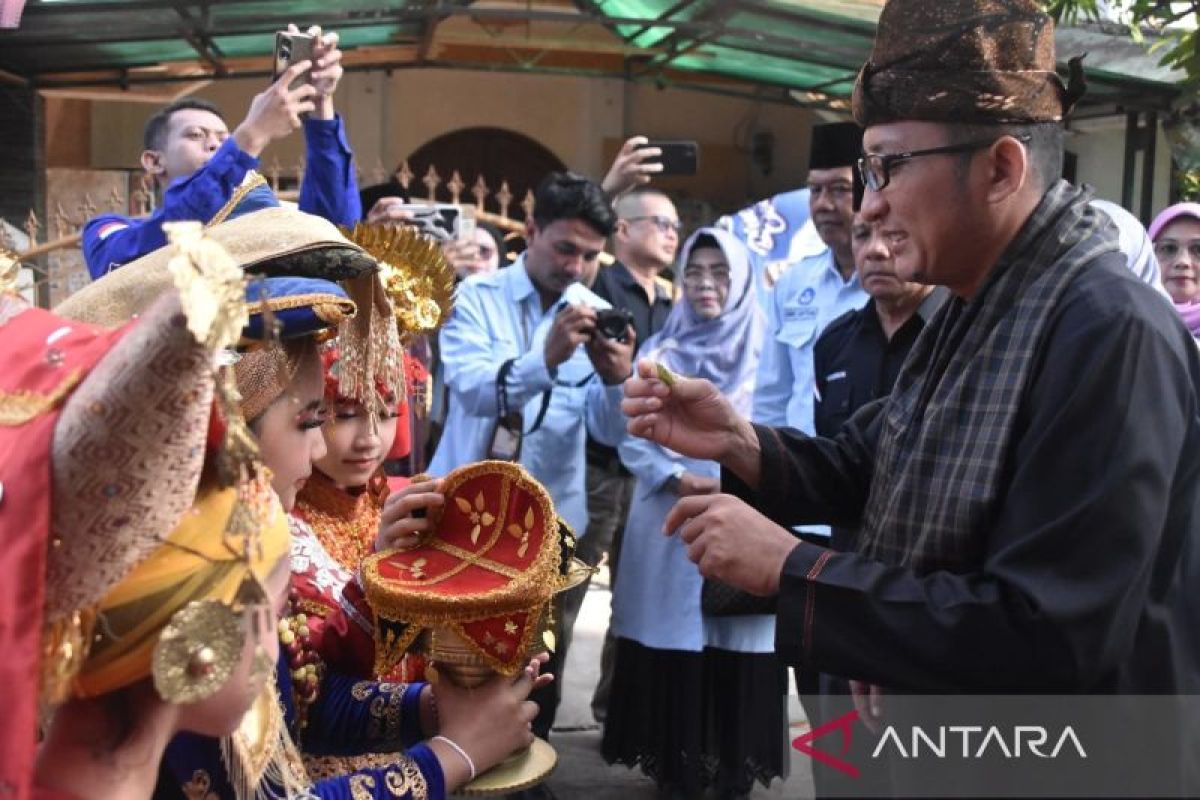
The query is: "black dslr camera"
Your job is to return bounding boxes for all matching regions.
[594,308,634,343]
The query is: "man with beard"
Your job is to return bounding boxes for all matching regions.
[430,174,635,785]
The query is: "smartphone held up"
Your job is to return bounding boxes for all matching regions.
[273,30,314,91]
[637,140,700,177]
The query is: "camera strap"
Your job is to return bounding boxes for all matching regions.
[497,358,591,437]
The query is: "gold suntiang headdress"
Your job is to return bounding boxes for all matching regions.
[334,223,456,426]
[341,223,455,341]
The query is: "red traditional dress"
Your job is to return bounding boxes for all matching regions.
[0,297,126,800]
[288,351,428,682]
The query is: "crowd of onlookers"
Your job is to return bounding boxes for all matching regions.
[62,16,1200,798]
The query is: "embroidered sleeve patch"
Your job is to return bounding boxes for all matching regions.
[95,222,129,240]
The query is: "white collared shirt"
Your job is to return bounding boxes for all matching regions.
[752,248,867,432]
[429,256,623,535]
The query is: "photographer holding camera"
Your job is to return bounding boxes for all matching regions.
[429,173,634,758]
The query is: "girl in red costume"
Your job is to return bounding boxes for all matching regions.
[289,345,442,681]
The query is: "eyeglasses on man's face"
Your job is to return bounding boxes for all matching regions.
[624,215,682,235]
[857,134,1033,192]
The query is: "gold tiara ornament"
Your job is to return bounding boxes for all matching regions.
[340,223,456,341]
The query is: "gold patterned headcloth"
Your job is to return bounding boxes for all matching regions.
[39,222,270,705]
[235,337,319,423]
[72,476,290,700]
[55,206,374,328]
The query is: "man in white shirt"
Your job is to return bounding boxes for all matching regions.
[430,172,634,750]
[752,122,869,434]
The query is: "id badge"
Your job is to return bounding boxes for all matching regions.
[487,413,523,461]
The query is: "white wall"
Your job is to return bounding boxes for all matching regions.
[1067,116,1175,217]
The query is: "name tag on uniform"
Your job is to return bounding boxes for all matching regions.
[825,371,847,382]
[782,306,818,322]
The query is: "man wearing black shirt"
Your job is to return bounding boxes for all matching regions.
[580,185,677,722]
[814,217,945,485]
[801,212,945,796]
[592,186,678,343]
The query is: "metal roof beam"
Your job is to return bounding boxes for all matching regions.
[6,5,864,50]
[621,0,703,43]
[733,0,876,38]
[174,2,228,76]
[3,12,420,46]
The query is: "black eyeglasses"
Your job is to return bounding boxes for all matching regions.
[624,215,682,234]
[857,134,1032,192]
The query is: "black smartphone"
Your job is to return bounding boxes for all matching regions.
[273,31,314,90]
[638,140,700,176]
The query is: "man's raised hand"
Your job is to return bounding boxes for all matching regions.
[305,24,344,119]
[233,61,317,156]
[622,358,753,465]
[601,136,664,198]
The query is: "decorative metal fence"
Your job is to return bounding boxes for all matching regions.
[2,158,534,307]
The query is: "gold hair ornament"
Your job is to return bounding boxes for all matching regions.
[164,221,261,490]
[340,223,455,341]
[152,599,244,704]
[0,248,19,296]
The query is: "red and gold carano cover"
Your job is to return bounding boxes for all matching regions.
[362,460,581,677]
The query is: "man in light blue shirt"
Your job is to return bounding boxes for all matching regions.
[429,172,634,747]
[753,122,868,434]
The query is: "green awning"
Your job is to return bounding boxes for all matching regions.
[0,0,1182,112]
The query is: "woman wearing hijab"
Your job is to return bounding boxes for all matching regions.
[601,228,787,799]
[1149,202,1200,340]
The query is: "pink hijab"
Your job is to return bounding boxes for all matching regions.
[1149,203,1200,336]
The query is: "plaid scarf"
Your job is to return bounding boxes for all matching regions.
[857,181,1119,573]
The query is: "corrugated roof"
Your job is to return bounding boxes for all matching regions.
[0,0,1182,112]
